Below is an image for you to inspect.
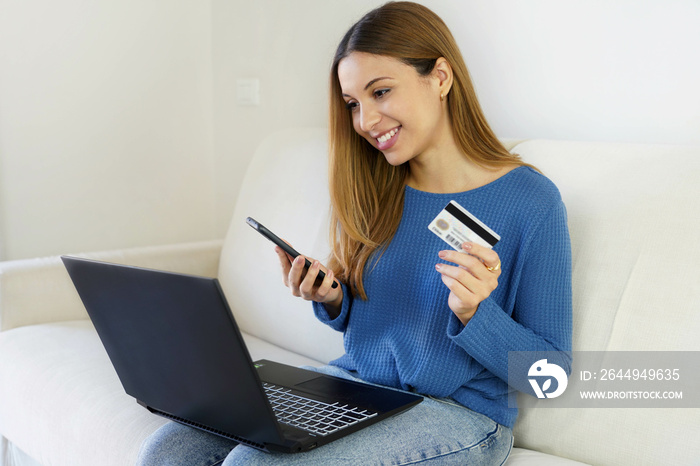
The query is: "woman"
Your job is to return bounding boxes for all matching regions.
[138,2,572,464]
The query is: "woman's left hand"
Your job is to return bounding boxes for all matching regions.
[435,242,501,325]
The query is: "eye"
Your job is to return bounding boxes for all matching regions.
[374,88,390,99]
[345,101,359,112]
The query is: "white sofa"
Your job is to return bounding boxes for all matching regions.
[1,128,698,466]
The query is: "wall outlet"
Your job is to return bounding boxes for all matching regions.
[236,78,260,106]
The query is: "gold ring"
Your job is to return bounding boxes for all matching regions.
[486,261,501,272]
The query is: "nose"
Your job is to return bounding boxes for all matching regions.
[358,103,380,133]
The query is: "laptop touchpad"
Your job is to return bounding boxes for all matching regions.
[296,376,378,402]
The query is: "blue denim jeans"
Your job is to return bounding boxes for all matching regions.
[137,365,513,465]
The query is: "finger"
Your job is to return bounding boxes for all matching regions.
[288,255,308,297]
[435,262,478,293]
[436,260,499,301]
[315,268,336,301]
[438,250,485,278]
[462,242,501,273]
[275,246,293,285]
[438,269,480,309]
[277,239,297,264]
[298,259,322,300]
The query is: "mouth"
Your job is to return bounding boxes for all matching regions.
[374,126,401,150]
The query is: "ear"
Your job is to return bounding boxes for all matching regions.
[433,57,453,99]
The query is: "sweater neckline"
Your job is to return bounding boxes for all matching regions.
[404,165,529,198]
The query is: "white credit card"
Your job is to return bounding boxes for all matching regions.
[428,200,500,250]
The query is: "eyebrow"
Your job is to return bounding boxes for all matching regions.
[342,77,394,98]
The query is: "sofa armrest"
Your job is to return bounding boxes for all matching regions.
[0,240,223,332]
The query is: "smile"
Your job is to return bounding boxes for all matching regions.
[375,126,401,150]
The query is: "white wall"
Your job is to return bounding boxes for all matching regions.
[1,0,698,260]
[457,0,700,144]
[0,0,217,260]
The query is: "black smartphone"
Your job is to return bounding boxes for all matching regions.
[246,217,338,289]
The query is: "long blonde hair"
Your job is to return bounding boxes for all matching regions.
[327,1,528,299]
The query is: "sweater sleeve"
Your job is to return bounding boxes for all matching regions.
[447,200,573,392]
[312,281,353,332]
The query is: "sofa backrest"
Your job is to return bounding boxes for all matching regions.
[510,140,700,465]
[219,128,700,465]
[218,127,344,363]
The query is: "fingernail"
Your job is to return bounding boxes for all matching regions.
[435,263,442,271]
[295,256,304,265]
[313,260,320,269]
[438,251,447,259]
[462,242,472,251]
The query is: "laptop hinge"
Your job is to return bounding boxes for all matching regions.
[141,403,270,452]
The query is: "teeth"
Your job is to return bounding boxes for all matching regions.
[377,128,397,143]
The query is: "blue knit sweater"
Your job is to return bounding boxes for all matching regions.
[313,166,573,428]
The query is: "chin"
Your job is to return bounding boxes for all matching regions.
[384,157,408,167]
[381,151,411,167]
[385,158,405,167]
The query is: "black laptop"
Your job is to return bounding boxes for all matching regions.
[61,256,422,453]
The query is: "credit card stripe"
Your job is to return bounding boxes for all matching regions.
[444,203,499,247]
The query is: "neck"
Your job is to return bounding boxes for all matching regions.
[406,144,486,193]
[406,146,517,194]
[404,122,465,193]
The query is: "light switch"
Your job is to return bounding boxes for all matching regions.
[236,78,260,106]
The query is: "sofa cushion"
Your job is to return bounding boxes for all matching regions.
[0,321,164,466]
[0,320,323,466]
[506,448,590,465]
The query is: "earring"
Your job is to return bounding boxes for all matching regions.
[440,93,445,102]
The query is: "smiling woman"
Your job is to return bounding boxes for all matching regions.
[138,2,572,464]
[327,2,532,301]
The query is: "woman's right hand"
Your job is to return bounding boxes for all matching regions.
[274,246,343,317]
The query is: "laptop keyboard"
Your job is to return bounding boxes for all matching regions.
[263,383,377,437]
